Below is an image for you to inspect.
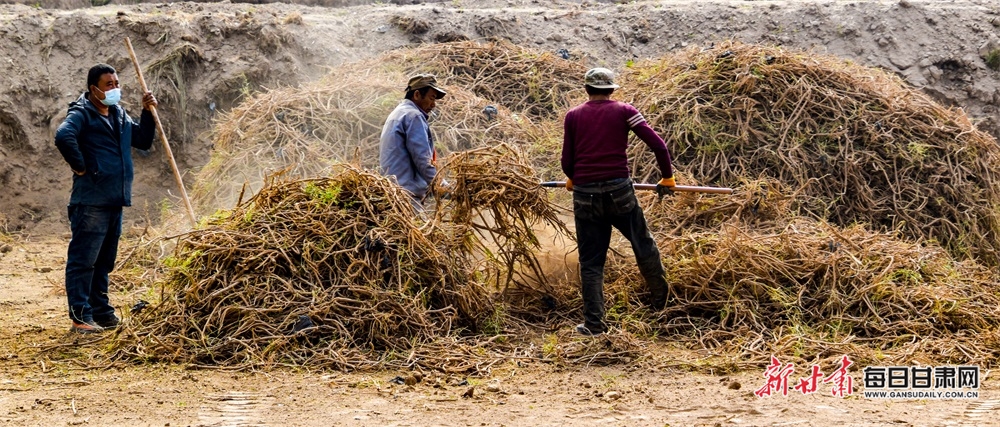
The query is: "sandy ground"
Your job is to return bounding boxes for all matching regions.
[1,237,997,427]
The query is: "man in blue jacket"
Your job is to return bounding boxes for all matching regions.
[378,74,446,209]
[54,63,157,334]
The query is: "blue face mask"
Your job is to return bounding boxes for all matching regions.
[98,88,121,106]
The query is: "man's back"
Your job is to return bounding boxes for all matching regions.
[562,100,639,185]
[379,99,435,199]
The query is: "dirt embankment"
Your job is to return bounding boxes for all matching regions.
[1,0,998,234]
[0,0,447,8]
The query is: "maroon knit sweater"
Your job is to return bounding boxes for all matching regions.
[561,100,674,185]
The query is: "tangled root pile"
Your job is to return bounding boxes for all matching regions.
[635,180,1000,367]
[374,39,588,120]
[620,40,1000,266]
[110,146,574,372]
[431,144,571,316]
[113,167,487,370]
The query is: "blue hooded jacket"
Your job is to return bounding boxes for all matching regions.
[54,93,155,207]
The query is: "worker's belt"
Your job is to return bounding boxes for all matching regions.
[572,177,632,194]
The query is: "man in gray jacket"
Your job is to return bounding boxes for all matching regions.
[378,74,446,208]
[54,63,157,334]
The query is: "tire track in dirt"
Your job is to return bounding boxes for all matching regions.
[958,399,1000,426]
[197,391,272,427]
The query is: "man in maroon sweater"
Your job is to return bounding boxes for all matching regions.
[561,67,676,336]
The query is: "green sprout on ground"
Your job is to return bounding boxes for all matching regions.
[986,48,1000,71]
[541,334,559,358]
[479,303,507,336]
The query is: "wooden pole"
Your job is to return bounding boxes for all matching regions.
[124,37,197,228]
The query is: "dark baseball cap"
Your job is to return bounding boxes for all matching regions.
[406,74,447,98]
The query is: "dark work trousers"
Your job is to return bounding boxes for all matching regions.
[573,178,668,333]
[65,204,122,323]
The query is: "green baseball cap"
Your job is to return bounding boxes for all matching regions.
[406,74,447,98]
[584,67,619,89]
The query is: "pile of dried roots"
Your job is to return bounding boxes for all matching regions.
[112,166,490,370]
[620,40,1000,266]
[373,39,588,120]
[617,182,1000,367]
[110,146,572,371]
[193,49,565,214]
[430,144,571,317]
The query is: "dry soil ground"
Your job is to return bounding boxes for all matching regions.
[3,0,1000,426]
[1,238,998,427]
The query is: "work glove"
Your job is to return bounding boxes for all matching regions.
[656,176,676,200]
[565,179,573,192]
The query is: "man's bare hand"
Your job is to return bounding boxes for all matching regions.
[142,91,158,111]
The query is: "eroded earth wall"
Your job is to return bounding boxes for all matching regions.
[1,0,997,233]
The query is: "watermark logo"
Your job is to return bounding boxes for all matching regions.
[754,355,981,400]
[755,355,853,398]
[862,365,980,399]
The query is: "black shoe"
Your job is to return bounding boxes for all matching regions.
[94,315,121,329]
[576,323,604,336]
[650,298,666,311]
[71,320,105,334]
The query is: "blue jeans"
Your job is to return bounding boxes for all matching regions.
[65,204,122,323]
[573,178,668,333]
